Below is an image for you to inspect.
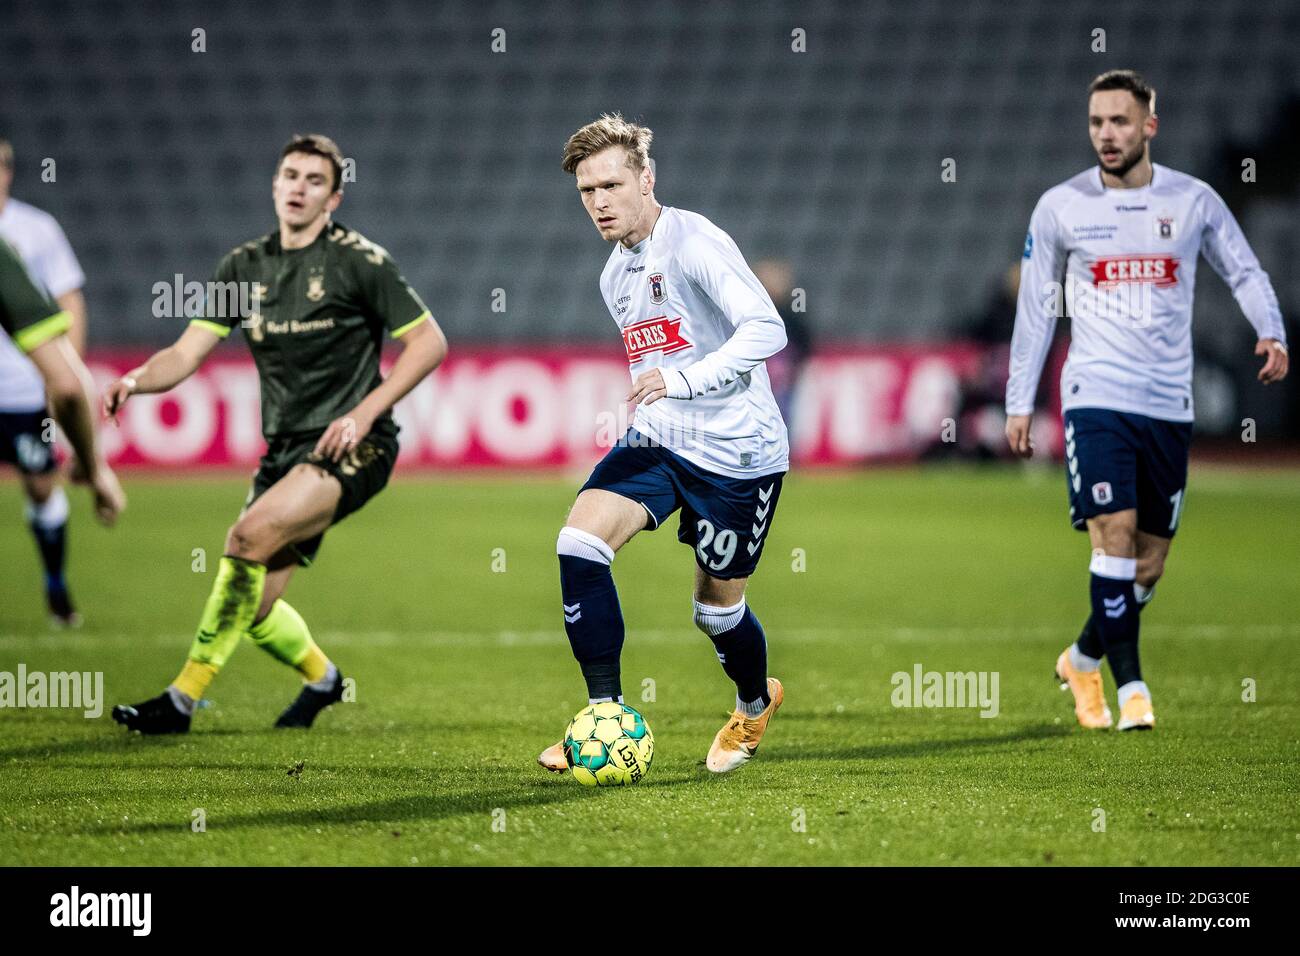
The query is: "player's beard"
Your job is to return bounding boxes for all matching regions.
[1098,141,1146,181]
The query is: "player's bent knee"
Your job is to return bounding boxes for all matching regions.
[22,472,56,505]
[1136,558,1164,587]
[25,483,67,527]
[568,489,647,548]
[225,517,279,562]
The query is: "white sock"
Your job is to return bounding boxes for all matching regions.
[1134,582,1155,605]
[307,662,339,692]
[693,598,746,637]
[167,684,196,716]
[588,695,624,705]
[737,694,767,717]
[1069,643,1102,672]
[557,527,615,565]
[25,485,69,529]
[1117,680,1150,707]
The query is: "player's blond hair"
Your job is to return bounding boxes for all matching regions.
[562,113,652,175]
[0,139,13,171]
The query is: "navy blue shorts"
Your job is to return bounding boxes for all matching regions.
[1064,408,1192,539]
[0,408,56,476]
[580,428,785,580]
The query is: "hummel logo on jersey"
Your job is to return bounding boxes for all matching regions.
[1103,594,1127,618]
[1090,254,1180,287]
[621,316,693,364]
[563,603,581,623]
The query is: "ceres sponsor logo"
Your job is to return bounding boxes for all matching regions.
[1090,254,1180,287]
[621,316,693,364]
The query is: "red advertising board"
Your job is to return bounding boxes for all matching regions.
[80,343,1049,469]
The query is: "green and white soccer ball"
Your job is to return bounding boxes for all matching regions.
[563,701,654,786]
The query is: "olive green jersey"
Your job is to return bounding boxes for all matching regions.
[191,221,430,439]
[0,237,71,352]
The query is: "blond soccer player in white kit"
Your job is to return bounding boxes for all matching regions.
[539,114,790,775]
[1005,71,1288,731]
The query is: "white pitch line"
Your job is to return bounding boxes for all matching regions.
[1,623,1298,650]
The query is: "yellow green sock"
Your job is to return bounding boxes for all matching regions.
[249,598,330,683]
[172,556,267,700]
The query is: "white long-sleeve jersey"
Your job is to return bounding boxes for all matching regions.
[600,206,789,478]
[1006,163,1286,423]
[0,198,86,412]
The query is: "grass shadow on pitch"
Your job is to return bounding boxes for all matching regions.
[70,774,602,836]
[761,722,1070,764]
[0,725,271,761]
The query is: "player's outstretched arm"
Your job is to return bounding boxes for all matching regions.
[313,315,448,462]
[104,323,223,422]
[26,335,126,525]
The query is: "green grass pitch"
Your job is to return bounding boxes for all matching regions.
[1,465,1297,866]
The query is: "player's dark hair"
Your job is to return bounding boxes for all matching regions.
[279,133,344,191]
[1088,70,1156,114]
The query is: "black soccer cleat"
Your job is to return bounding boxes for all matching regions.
[274,670,345,729]
[112,692,191,735]
[47,587,82,629]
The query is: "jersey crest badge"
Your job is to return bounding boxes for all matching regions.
[1091,481,1114,506]
[1154,213,1177,240]
[306,273,326,302]
[648,272,666,304]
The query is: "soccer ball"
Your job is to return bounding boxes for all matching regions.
[563,701,654,786]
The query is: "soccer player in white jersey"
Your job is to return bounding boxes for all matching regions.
[1005,71,1288,731]
[538,114,790,774]
[0,139,95,625]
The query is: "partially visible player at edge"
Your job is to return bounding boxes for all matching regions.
[539,114,789,774]
[106,134,447,734]
[0,237,124,531]
[0,138,96,625]
[1005,71,1288,731]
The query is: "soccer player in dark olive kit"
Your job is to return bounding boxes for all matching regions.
[0,238,125,528]
[107,134,447,734]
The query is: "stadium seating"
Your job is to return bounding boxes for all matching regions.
[2,0,1296,347]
